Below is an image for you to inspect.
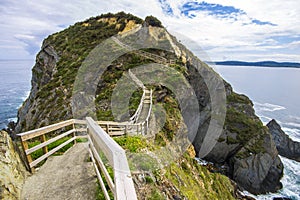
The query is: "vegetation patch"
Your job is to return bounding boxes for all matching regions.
[114,136,148,153]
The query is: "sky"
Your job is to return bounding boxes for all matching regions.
[0,0,300,62]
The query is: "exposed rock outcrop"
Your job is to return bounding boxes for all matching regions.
[229,132,283,194]
[177,37,284,194]
[267,119,300,162]
[192,83,284,194]
[0,131,27,199]
[15,43,60,133]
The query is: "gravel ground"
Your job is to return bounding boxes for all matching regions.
[21,142,97,200]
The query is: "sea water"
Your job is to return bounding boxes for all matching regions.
[0,60,33,129]
[214,65,300,200]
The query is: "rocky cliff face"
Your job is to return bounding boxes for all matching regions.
[193,84,284,194]
[16,44,60,132]
[267,119,300,162]
[16,12,283,195]
[0,131,27,199]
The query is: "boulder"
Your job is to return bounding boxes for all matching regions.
[267,119,300,162]
[230,132,283,194]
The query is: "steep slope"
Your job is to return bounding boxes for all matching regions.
[16,12,282,196]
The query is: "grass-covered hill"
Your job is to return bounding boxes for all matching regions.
[15,12,283,198]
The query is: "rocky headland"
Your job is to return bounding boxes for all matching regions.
[7,12,286,198]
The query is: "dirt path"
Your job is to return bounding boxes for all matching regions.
[21,143,97,200]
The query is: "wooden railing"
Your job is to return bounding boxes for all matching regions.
[87,117,137,200]
[17,119,86,171]
[17,118,138,199]
[130,89,146,124]
[141,89,153,134]
[97,121,144,136]
[16,118,146,171]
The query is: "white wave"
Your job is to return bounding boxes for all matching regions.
[254,102,286,112]
[21,90,30,101]
[255,156,300,200]
[7,118,17,123]
[282,127,300,142]
[283,122,300,129]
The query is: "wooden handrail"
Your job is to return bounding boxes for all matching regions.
[86,117,137,200]
[17,119,84,171]
[18,119,75,141]
[130,89,146,123]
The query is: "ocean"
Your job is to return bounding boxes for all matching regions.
[214,65,300,200]
[0,61,299,199]
[0,60,33,129]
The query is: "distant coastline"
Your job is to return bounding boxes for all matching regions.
[210,61,300,68]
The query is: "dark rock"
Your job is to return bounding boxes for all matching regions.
[192,81,283,194]
[267,119,300,162]
[144,16,163,27]
[273,197,292,200]
[229,132,283,194]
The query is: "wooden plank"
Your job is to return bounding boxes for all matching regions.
[21,140,33,170]
[18,119,75,141]
[75,135,88,139]
[87,117,137,200]
[88,148,111,200]
[73,119,87,125]
[88,135,115,193]
[72,124,76,145]
[40,135,48,154]
[25,129,75,155]
[87,118,119,165]
[107,127,125,131]
[75,128,87,132]
[29,137,75,168]
[108,132,126,136]
[113,150,137,200]
[97,121,129,125]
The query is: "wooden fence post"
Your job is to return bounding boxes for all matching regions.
[21,140,34,172]
[106,124,109,134]
[40,135,48,154]
[72,123,77,144]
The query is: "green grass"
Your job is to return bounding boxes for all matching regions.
[225,107,264,146]
[164,154,235,200]
[28,136,74,160]
[114,136,148,153]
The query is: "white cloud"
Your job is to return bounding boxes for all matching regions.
[0,0,299,62]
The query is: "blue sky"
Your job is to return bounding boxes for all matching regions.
[0,0,299,62]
